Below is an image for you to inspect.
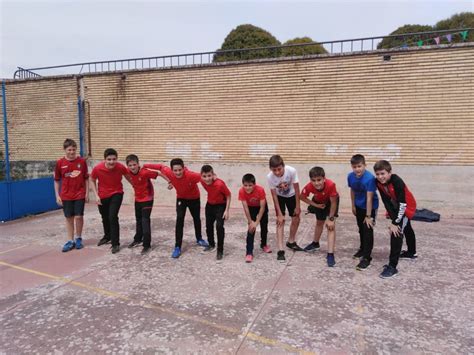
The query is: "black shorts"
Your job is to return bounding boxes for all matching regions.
[314,197,340,221]
[62,199,85,218]
[277,195,297,217]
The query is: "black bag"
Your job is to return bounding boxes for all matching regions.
[412,208,441,222]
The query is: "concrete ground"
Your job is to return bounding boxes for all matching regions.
[0,203,473,354]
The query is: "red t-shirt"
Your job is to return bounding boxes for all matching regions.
[128,167,159,202]
[238,185,266,207]
[301,179,339,204]
[201,178,231,205]
[54,157,89,201]
[144,164,201,200]
[90,161,128,199]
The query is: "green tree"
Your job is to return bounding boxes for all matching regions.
[435,12,474,43]
[377,24,433,49]
[213,24,281,63]
[281,37,327,57]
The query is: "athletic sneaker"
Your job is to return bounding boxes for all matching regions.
[286,242,304,251]
[97,237,111,246]
[400,250,418,259]
[75,237,84,250]
[111,245,120,254]
[172,247,181,258]
[128,240,142,248]
[141,246,151,255]
[327,254,336,267]
[204,245,216,252]
[261,245,272,253]
[216,252,223,261]
[245,254,253,263]
[380,265,398,278]
[62,240,75,252]
[197,239,209,248]
[304,242,320,252]
[277,250,286,263]
[353,249,363,259]
[356,258,371,271]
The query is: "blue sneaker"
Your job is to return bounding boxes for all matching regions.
[75,237,84,250]
[327,254,336,267]
[197,239,209,248]
[62,240,75,252]
[380,265,398,278]
[172,247,181,258]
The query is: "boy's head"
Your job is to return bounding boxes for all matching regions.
[309,166,326,190]
[200,164,214,185]
[104,148,118,169]
[350,154,366,177]
[63,138,77,160]
[373,160,392,184]
[126,154,140,174]
[242,173,256,194]
[170,158,184,178]
[269,155,285,177]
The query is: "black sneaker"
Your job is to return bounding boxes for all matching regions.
[353,249,363,259]
[286,242,304,251]
[216,252,223,261]
[128,240,142,248]
[277,250,286,263]
[111,245,120,254]
[380,264,398,278]
[304,242,320,252]
[356,258,371,271]
[97,237,111,246]
[400,250,418,259]
[204,245,216,252]
[141,246,151,255]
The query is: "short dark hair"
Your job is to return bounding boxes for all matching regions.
[104,148,118,159]
[350,154,365,165]
[201,164,213,174]
[126,154,139,165]
[269,155,284,168]
[170,158,184,168]
[242,173,256,184]
[309,166,325,178]
[63,138,77,149]
[374,160,392,173]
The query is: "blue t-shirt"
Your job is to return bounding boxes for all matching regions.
[347,170,379,210]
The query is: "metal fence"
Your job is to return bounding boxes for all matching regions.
[13,28,472,79]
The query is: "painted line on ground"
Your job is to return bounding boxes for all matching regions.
[0,244,29,255]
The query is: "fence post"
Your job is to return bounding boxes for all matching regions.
[2,80,13,220]
[77,77,85,157]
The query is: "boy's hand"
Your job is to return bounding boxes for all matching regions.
[294,205,301,216]
[95,194,102,205]
[56,196,62,206]
[389,224,402,237]
[167,182,173,190]
[223,210,229,220]
[314,203,325,209]
[248,221,257,233]
[277,214,285,226]
[352,206,357,216]
[326,219,335,231]
[364,216,374,229]
[85,193,89,203]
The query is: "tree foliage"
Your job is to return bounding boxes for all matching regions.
[281,37,327,57]
[377,24,433,49]
[435,12,474,43]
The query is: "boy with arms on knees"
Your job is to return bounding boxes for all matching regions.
[143,159,209,258]
[125,154,170,255]
[54,139,89,252]
[239,174,272,263]
[200,165,231,261]
[374,160,417,278]
[267,155,302,263]
[348,154,379,270]
[90,148,130,254]
[300,166,339,267]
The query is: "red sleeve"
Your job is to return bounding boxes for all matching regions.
[258,187,266,200]
[145,169,159,179]
[238,188,245,201]
[301,182,312,197]
[90,166,98,180]
[117,162,128,175]
[82,159,89,179]
[143,163,164,171]
[188,171,202,184]
[54,160,61,181]
[328,181,338,197]
[221,181,231,197]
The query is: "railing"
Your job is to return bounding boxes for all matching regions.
[13,28,472,79]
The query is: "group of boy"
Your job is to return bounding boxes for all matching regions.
[54,139,417,278]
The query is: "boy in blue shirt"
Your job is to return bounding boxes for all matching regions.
[348,154,379,270]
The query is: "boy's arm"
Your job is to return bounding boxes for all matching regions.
[143,163,164,171]
[293,182,301,216]
[223,193,231,220]
[54,180,62,206]
[255,199,266,225]
[89,177,102,205]
[85,178,90,202]
[392,176,408,225]
[326,195,338,231]
[350,189,356,216]
[365,191,374,228]
[270,189,285,226]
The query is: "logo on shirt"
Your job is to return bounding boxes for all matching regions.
[65,170,81,178]
[277,181,290,195]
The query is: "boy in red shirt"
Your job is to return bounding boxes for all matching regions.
[54,139,89,252]
[374,160,417,278]
[144,158,209,258]
[200,165,231,261]
[300,166,339,267]
[238,173,272,263]
[125,154,170,255]
[90,148,130,254]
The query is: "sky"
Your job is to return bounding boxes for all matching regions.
[1,0,473,78]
